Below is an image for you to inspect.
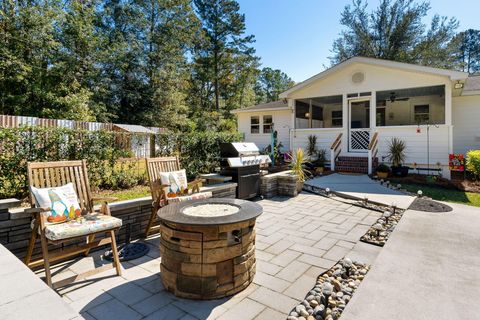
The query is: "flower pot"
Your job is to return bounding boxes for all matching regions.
[377,171,389,179]
[391,166,409,177]
[315,167,324,175]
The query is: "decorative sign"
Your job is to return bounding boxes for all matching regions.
[449,154,464,171]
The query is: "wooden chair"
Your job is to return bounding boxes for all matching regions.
[24,160,122,288]
[145,156,212,236]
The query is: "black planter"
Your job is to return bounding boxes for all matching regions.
[391,166,409,177]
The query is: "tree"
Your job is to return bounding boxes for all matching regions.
[192,0,257,112]
[255,67,295,104]
[451,29,480,74]
[331,0,458,68]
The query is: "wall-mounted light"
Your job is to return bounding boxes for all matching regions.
[454,81,464,89]
[305,112,310,118]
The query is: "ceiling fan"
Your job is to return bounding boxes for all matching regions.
[389,92,409,103]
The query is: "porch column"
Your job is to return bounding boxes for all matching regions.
[368,91,377,175]
[288,98,295,151]
[342,93,348,154]
[445,81,453,180]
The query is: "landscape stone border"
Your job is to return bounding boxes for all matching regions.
[287,258,370,320]
[359,207,406,247]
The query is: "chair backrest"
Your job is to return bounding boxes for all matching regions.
[145,156,181,202]
[27,160,93,212]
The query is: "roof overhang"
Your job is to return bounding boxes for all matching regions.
[231,106,290,114]
[280,57,469,98]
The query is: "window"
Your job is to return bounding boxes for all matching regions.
[263,115,273,133]
[295,95,342,129]
[332,111,343,127]
[414,105,429,124]
[250,116,259,134]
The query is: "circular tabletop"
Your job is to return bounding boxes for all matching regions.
[157,198,263,226]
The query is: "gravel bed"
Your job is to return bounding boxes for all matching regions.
[408,198,453,212]
[287,258,370,320]
[360,206,405,246]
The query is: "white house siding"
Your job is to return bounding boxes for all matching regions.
[375,125,451,177]
[236,109,292,152]
[291,128,343,162]
[452,95,480,154]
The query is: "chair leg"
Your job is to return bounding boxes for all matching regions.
[25,227,38,266]
[84,234,95,256]
[109,230,122,276]
[145,208,157,238]
[39,234,52,287]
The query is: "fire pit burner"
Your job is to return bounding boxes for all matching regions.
[183,203,240,217]
[158,198,262,300]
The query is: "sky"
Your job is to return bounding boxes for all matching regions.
[237,0,480,82]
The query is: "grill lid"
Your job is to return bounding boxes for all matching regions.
[220,142,260,157]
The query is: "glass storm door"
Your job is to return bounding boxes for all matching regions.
[348,100,370,152]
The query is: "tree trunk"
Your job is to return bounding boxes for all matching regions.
[214,49,219,111]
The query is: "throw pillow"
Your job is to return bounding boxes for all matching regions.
[159,169,188,198]
[31,183,81,223]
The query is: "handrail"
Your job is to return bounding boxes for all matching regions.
[330,133,342,150]
[368,132,378,150]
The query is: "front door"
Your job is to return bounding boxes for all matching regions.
[349,100,370,152]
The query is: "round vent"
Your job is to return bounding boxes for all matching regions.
[352,72,365,84]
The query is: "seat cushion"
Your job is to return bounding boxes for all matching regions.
[166,191,212,203]
[44,214,122,241]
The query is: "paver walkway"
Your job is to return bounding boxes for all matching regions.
[44,193,381,320]
[341,202,480,320]
[305,173,415,209]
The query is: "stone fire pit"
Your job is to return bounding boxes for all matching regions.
[157,198,262,299]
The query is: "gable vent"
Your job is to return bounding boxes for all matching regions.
[352,72,365,84]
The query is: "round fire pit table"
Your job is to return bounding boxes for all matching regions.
[157,198,262,300]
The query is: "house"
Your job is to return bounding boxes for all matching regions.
[232,57,480,179]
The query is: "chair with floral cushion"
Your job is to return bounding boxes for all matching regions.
[24,160,122,288]
[144,156,212,236]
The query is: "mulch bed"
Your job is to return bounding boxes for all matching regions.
[389,174,480,193]
[287,259,370,320]
[408,198,453,212]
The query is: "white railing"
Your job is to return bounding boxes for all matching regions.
[330,133,342,171]
[367,131,379,175]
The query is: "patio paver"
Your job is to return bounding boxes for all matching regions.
[48,192,382,319]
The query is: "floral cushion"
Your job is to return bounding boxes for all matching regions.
[44,214,122,241]
[167,191,212,203]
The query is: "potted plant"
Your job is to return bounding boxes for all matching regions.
[376,163,390,179]
[290,148,308,193]
[313,148,327,175]
[307,135,317,160]
[387,137,409,177]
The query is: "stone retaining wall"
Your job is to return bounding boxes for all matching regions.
[260,171,301,198]
[0,183,237,262]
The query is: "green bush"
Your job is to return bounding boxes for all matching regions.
[466,150,480,179]
[155,131,242,179]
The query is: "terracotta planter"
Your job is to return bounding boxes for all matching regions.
[377,171,389,179]
[315,167,324,175]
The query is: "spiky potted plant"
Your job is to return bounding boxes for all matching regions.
[387,137,408,177]
[290,148,308,193]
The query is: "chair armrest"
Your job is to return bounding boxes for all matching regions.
[24,207,51,215]
[187,179,203,187]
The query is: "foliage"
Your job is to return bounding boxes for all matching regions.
[255,67,295,104]
[263,141,284,164]
[155,131,242,179]
[313,149,327,167]
[400,183,480,207]
[450,29,480,74]
[289,148,308,182]
[387,138,407,167]
[307,135,318,157]
[331,0,459,69]
[0,126,139,199]
[376,163,391,173]
[466,150,480,179]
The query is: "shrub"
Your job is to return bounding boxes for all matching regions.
[467,150,480,179]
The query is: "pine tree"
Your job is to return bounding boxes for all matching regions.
[255,67,295,104]
[451,29,480,74]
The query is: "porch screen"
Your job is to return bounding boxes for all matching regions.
[295,95,342,129]
[375,85,445,126]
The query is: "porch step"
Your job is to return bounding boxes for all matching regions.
[334,156,378,174]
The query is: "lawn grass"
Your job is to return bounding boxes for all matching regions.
[401,183,480,207]
[94,185,151,203]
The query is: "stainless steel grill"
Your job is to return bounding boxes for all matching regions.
[219,142,271,199]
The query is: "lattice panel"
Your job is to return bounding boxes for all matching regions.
[350,130,370,150]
